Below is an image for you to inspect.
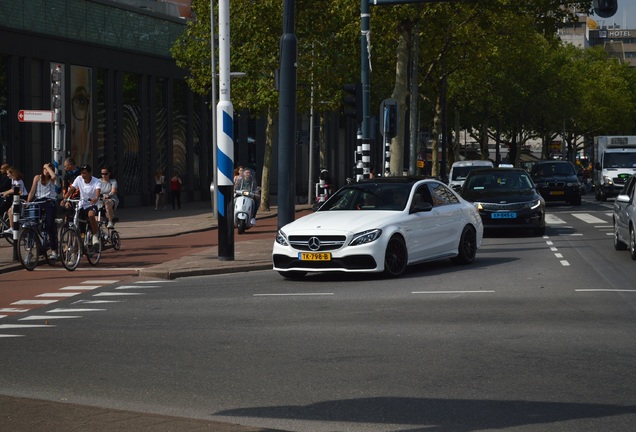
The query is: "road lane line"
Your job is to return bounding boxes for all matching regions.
[92,292,145,296]
[572,213,607,224]
[19,315,82,320]
[11,300,58,305]
[576,289,636,292]
[253,293,334,297]
[36,292,84,298]
[47,308,106,313]
[60,286,101,291]
[412,290,495,294]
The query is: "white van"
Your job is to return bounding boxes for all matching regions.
[448,160,494,191]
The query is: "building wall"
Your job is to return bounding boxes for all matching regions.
[0,0,213,207]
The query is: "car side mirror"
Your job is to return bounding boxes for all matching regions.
[616,194,630,204]
[411,202,433,214]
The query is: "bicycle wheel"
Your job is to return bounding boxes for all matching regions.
[59,228,81,271]
[85,227,102,266]
[111,230,121,250]
[17,227,40,271]
[2,212,14,245]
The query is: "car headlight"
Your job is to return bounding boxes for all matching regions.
[526,199,542,210]
[603,176,614,186]
[349,229,382,246]
[474,202,484,211]
[275,229,289,246]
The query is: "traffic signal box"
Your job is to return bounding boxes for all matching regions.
[51,65,62,109]
[594,0,618,18]
[343,82,362,125]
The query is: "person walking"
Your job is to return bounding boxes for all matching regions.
[154,169,165,210]
[26,163,58,260]
[99,166,119,228]
[170,171,182,210]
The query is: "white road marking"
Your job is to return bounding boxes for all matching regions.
[0,308,29,313]
[253,293,334,297]
[47,308,106,313]
[11,300,58,305]
[19,315,82,321]
[136,280,171,284]
[74,300,121,304]
[36,292,83,298]
[555,253,563,258]
[92,292,145,296]
[560,260,570,266]
[0,334,24,338]
[576,289,636,292]
[545,215,567,224]
[412,291,495,294]
[60,285,101,291]
[0,324,54,329]
[115,285,160,290]
[572,213,607,224]
[0,315,6,319]
[82,280,120,284]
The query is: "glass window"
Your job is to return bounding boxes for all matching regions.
[122,72,141,196]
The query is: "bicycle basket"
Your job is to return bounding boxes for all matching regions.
[20,204,40,222]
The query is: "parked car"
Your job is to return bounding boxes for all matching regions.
[448,160,494,191]
[273,177,484,279]
[613,174,636,259]
[530,160,582,206]
[461,168,546,236]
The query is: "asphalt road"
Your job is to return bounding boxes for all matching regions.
[2,198,636,431]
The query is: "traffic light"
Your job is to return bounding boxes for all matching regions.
[386,103,397,138]
[343,82,362,124]
[50,64,62,109]
[380,98,398,138]
[593,0,618,18]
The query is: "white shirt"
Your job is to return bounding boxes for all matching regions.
[71,176,101,209]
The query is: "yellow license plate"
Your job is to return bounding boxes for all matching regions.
[299,252,331,261]
[550,191,565,195]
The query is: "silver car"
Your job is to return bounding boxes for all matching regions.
[613,174,636,258]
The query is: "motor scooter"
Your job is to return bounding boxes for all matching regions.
[234,189,257,234]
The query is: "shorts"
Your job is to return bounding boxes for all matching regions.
[154,185,163,194]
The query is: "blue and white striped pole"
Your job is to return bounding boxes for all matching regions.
[217,0,234,260]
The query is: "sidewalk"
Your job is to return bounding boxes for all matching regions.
[0,200,312,278]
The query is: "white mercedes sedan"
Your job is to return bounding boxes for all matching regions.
[273,177,484,279]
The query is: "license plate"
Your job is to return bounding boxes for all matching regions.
[550,191,565,195]
[491,212,516,219]
[299,252,332,261]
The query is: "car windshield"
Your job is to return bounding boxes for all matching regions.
[532,162,575,177]
[452,166,482,181]
[319,183,412,211]
[604,153,636,169]
[464,172,533,191]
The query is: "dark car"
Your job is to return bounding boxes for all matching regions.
[461,168,545,236]
[530,160,582,206]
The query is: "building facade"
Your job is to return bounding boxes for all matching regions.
[0,0,216,207]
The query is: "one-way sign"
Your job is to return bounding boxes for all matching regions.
[17,110,54,123]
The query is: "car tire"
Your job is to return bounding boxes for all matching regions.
[630,227,636,260]
[451,225,477,265]
[279,270,307,280]
[383,235,408,278]
[614,221,628,251]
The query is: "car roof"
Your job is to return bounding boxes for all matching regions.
[466,167,527,174]
[355,176,432,186]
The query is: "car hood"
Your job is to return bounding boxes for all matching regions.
[280,210,401,235]
[462,189,540,203]
[532,175,578,183]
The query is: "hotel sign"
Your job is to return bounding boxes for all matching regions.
[599,30,632,38]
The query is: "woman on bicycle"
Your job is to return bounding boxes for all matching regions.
[99,166,118,228]
[26,163,58,260]
[64,164,101,248]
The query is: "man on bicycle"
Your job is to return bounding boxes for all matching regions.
[64,164,101,248]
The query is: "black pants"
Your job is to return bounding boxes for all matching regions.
[33,199,58,251]
[171,190,181,209]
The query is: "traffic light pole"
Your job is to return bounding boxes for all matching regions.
[360,0,372,180]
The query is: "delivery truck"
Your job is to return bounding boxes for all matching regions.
[594,136,636,201]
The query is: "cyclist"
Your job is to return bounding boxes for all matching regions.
[59,157,80,223]
[99,166,118,228]
[64,164,101,249]
[26,163,58,260]
[1,166,28,236]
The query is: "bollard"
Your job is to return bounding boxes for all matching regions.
[11,188,20,262]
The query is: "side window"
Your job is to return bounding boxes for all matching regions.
[428,183,459,206]
[627,177,636,203]
[411,185,433,209]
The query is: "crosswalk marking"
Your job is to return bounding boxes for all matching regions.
[571,213,608,224]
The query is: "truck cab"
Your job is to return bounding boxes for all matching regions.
[594,136,636,201]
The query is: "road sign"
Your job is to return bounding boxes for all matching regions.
[17,110,54,123]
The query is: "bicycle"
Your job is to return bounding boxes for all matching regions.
[16,201,55,271]
[1,209,15,245]
[95,196,121,251]
[58,198,102,271]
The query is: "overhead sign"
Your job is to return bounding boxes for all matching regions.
[17,110,54,123]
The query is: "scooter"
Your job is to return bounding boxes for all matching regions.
[234,189,257,234]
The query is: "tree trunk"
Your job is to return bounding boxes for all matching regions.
[390,24,411,176]
[260,107,274,212]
